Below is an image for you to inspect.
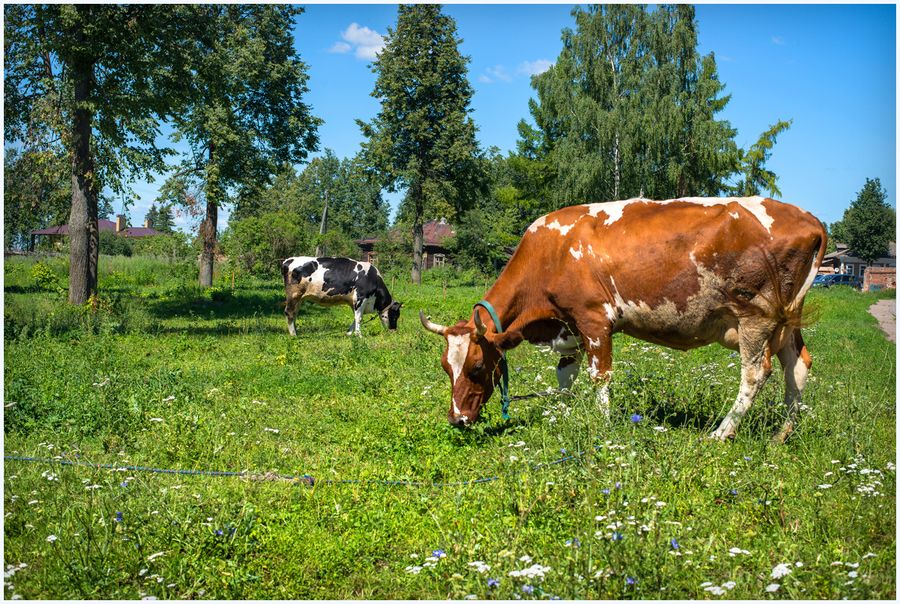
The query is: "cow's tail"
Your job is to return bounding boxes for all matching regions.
[728,227,827,336]
[280,258,291,287]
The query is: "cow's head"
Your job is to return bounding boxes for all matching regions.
[381,301,403,330]
[420,309,507,427]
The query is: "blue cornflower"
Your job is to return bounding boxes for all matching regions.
[630,413,643,423]
[612,531,624,542]
[565,537,581,548]
[615,482,622,490]
[115,511,123,523]
[432,549,446,559]
[215,529,224,537]
[487,578,499,588]
[522,585,534,594]
[601,488,610,495]
[670,537,679,550]
[560,448,567,454]
[626,576,636,586]
[730,488,738,496]
[743,456,752,461]
[120,481,129,488]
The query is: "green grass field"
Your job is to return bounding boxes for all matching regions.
[3,255,896,599]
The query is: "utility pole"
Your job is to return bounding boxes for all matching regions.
[314,189,328,257]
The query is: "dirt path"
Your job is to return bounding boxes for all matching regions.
[868,299,896,343]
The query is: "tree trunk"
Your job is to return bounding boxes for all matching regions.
[199,198,217,287]
[67,25,98,305]
[412,219,424,286]
[199,143,218,288]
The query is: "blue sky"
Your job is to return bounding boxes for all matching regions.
[127,3,896,232]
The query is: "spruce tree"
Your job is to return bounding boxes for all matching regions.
[359,4,484,284]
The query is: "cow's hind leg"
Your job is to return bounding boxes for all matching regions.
[285,296,301,336]
[711,320,776,440]
[772,330,812,444]
[579,322,613,417]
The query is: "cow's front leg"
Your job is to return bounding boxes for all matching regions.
[580,325,613,417]
[556,350,583,391]
[711,324,775,440]
[347,303,364,337]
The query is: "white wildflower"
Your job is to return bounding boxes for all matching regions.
[263,428,280,434]
[405,565,422,574]
[149,418,164,423]
[146,552,166,562]
[46,534,58,543]
[765,583,780,592]
[722,581,736,590]
[847,571,858,579]
[771,563,792,579]
[817,484,832,489]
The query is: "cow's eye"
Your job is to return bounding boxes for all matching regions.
[471,361,485,375]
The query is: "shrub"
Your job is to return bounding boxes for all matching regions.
[222,212,313,277]
[30,261,60,291]
[99,231,134,256]
[131,233,194,261]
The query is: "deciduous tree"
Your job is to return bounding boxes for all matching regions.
[841,178,895,265]
[166,5,320,287]
[4,4,194,302]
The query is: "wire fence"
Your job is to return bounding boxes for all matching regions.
[4,445,595,490]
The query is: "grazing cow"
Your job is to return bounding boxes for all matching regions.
[420,196,826,442]
[282,256,402,336]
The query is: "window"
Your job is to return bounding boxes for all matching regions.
[846,265,854,275]
[433,253,446,267]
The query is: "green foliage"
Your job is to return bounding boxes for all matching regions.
[162,4,321,285]
[839,178,896,264]
[144,203,176,234]
[99,231,134,257]
[131,233,194,261]
[221,212,313,277]
[447,207,520,274]
[2,255,896,598]
[732,120,793,197]
[359,4,486,282]
[235,151,389,242]
[30,261,61,292]
[522,5,758,204]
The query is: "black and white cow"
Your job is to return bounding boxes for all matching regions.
[281,256,402,336]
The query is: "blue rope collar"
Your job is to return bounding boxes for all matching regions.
[474,300,511,420]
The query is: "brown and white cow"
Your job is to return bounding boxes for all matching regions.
[420,196,827,442]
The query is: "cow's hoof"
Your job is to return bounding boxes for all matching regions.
[771,424,794,444]
[709,429,735,442]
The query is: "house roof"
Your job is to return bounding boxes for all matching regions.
[356,219,456,247]
[31,219,161,237]
[824,241,896,261]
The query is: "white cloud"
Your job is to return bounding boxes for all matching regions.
[328,41,352,54]
[518,59,553,76]
[332,23,385,60]
[772,36,786,46]
[486,65,512,82]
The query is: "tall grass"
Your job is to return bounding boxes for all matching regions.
[3,255,895,599]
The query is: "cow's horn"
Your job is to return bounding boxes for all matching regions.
[419,310,448,335]
[473,308,488,337]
